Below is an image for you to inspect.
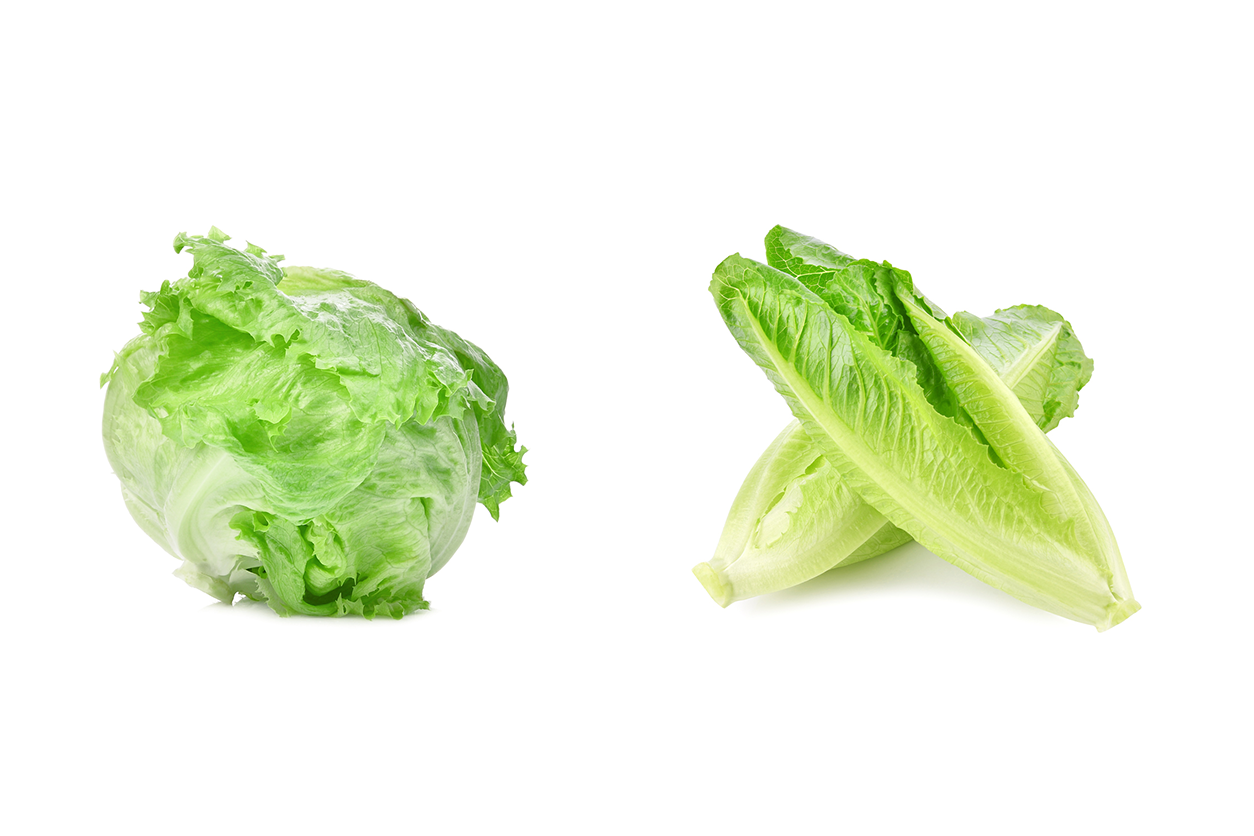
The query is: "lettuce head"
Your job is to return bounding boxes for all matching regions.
[101,228,526,618]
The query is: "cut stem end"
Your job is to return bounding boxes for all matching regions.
[693,563,734,608]
[1096,598,1141,632]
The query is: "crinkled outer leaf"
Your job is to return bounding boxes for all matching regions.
[133,307,388,519]
[765,225,959,422]
[101,231,525,618]
[696,233,1101,608]
[393,295,528,520]
[229,415,479,617]
[709,252,1137,629]
[950,306,1093,433]
[277,265,527,519]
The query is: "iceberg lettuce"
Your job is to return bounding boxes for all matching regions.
[102,229,526,618]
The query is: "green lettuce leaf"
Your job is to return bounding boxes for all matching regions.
[949,305,1092,434]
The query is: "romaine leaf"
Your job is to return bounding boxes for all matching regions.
[950,305,1093,433]
[765,225,960,422]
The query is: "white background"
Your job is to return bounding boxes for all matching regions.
[3,2,1250,833]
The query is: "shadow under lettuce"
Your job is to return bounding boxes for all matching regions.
[741,541,1056,622]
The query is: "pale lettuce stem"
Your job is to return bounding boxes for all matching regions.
[694,497,888,607]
